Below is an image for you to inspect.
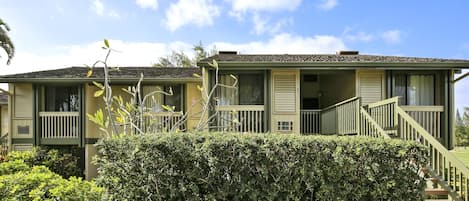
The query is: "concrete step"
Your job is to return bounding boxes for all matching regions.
[425,188,449,196]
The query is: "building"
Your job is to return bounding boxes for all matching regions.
[1,51,469,199]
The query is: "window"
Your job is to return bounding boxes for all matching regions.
[142,85,183,112]
[218,73,264,105]
[393,74,435,105]
[44,86,79,111]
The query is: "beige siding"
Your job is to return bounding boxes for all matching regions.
[1,105,8,135]
[356,70,385,106]
[186,82,203,131]
[10,83,33,139]
[271,70,300,133]
[85,84,131,138]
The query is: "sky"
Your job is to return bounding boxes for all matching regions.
[0,0,468,110]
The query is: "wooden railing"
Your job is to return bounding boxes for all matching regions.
[300,110,321,134]
[359,107,391,139]
[143,112,185,133]
[367,97,398,130]
[0,134,8,157]
[321,97,360,135]
[396,106,469,201]
[39,112,80,139]
[401,105,444,141]
[366,97,468,200]
[215,105,265,133]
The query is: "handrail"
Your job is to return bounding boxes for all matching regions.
[321,97,360,135]
[322,97,359,111]
[396,106,469,200]
[401,105,444,112]
[359,107,391,139]
[216,105,265,111]
[367,96,399,108]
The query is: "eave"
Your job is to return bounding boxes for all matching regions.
[0,77,202,84]
[198,61,469,70]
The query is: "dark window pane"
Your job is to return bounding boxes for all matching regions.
[393,75,407,105]
[239,74,264,105]
[407,75,434,105]
[45,86,79,111]
[165,85,182,111]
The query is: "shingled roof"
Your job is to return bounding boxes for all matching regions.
[198,53,469,69]
[0,67,201,83]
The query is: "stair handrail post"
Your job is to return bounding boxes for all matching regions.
[356,97,361,135]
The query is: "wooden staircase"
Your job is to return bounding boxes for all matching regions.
[364,97,469,201]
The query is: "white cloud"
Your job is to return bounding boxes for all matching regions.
[135,0,158,10]
[343,28,374,43]
[317,0,338,11]
[382,30,403,44]
[212,33,346,54]
[228,0,302,12]
[0,40,194,75]
[252,15,292,35]
[92,0,121,19]
[0,33,345,75]
[164,0,220,31]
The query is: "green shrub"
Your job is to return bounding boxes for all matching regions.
[2,147,81,178]
[96,133,427,200]
[0,166,103,201]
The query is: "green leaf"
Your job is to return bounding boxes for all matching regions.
[104,39,110,48]
[92,81,104,89]
[193,73,201,78]
[94,90,104,97]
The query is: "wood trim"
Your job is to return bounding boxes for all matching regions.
[216,105,265,111]
[400,105,444,112]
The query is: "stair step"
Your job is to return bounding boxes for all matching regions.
[425,199,449,201]
[425,188,449,196]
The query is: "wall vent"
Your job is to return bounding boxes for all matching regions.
[277,121,293,132]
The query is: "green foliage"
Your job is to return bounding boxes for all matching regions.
[152,42,217,67]
[0,166,103,201]
[0,18,15,64]
[456,108,469,146]
[1,147,82,178]
[96,133,427,200]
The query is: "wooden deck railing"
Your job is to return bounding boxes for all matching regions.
[301,110,321,134]
[142,112,185,133]
[215,105,265,133]
[359,107,391,139]
[401,105,444,141]
[321,97,360,135]
[366,97,468,200]
[396,106,469,201]
[367,97,398,130]
[39,112,80,139]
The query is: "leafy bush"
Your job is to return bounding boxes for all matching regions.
[96,133,427,200]
[0,166,103,201]
[3,147,81,178]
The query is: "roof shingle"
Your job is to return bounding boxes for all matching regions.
[0,67,201,82]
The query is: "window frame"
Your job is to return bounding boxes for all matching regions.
[217,71,265,106]
[391,72,436,106]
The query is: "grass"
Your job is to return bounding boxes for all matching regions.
[451,147,469,167]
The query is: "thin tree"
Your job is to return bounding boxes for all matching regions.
[153,42,216,67]
[0,18,14,65]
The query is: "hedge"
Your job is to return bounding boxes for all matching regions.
[0,151,103,201]
[4,147,81,178]
[96,133,427,200]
